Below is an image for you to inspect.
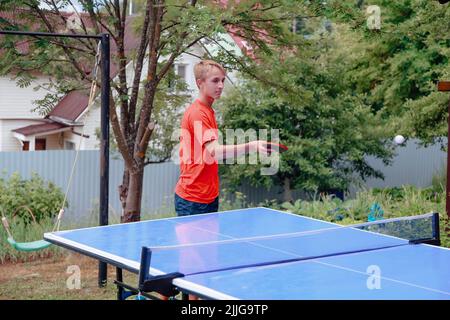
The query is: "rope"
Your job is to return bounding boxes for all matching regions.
[1,216,13,239]
[2,205,46,242]
[52,41,102,232]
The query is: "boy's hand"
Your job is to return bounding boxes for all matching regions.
[253,141,288,155]
[265,142,288,154]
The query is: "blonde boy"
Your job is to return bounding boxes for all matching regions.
[174,60,271,216]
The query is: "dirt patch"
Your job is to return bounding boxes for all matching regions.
[0,253,138,299]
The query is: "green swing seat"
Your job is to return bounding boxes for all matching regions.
[6,237,52,252]
[2,207,54,252]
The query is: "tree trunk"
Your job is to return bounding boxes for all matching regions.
[283,177,294,203]
[118,169,129,218]
[121,167,144,222]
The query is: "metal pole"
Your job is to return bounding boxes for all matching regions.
[438,81,450,221]
[99,32,110,287]
[445,97,450,218]
[1,29,111,285]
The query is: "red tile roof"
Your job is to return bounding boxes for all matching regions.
[47,90,89,122]
[12,122,69,136]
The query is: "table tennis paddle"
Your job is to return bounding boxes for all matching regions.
[265,142,288,154]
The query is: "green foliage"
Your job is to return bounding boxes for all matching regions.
[281,185,444,222]
[2,0,450,227]
[0,171,67,263]
[280,186,449,248]
[324,0,450,145]
[215,0,449,196]
[219,183,449,249]
[219,188,250,211]
[431,164,447,194]
[217,29,394,194]
[371,186,415,201]
[147,64,191,162]
[0,172,66,223]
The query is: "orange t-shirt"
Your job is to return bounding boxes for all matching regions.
[175,99,219,203]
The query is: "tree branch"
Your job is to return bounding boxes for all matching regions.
[109,90,135,171]
[128,0,153,137]
[32,6,89,81]
[135,0,164,153]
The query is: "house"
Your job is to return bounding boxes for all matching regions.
[0,10,103,152]
[0,9,245,152]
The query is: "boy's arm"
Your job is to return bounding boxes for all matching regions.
[205,140,268,161]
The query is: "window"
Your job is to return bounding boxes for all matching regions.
[177,65,186,81]
[22,139,46,151]
[65,141,76,150]
[168,64,187,92]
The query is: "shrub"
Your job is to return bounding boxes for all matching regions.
[279,186,448,248]
[0,172,67,223]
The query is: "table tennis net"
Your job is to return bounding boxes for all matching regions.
[145,212,440,276]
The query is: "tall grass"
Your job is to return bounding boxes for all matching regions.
[280,186,449,248]
[0,216,65,264]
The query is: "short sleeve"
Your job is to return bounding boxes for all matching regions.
[188,110,218,146]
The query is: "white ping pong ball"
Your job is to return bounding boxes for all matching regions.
[394,135,405,145]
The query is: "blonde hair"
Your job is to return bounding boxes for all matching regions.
[194,60,226,83]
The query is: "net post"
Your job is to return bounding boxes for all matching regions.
[138,246,152,286]
[437,81,450,225]
[138,246,183,297]
[432,212,441,246]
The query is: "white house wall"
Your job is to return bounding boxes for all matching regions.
[135,43,239,105]
[80,104,101,149]
[178,46,203,97]
[0,76,50,119]
[66,105,101,150]
[0,119,43,151]
[45,133,63,150]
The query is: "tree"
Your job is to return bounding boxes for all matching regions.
[217,20,394,202]
[319,0,450,146]
[0,0,312,221]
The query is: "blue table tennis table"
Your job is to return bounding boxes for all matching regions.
[43,207,450,300]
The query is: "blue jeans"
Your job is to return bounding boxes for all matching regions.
[174,193,219,217]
